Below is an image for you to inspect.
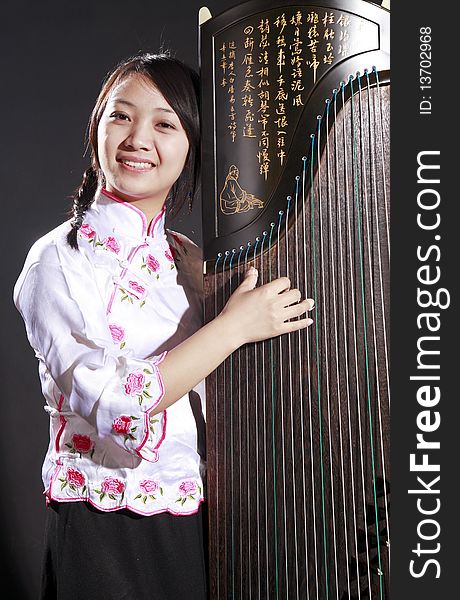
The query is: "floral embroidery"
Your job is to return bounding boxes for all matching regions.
[65,433,95,458]
[109,323,126,349]
[128,280,146,299]
[79,223,96,240]
[175,480,201,505]
[58,467,86,493]
[112,415,132,434]
[112,414,140,443]
[80,229,121,255]
[123,370,153,406]
[141,254,161,279]
[124,372,144,395]
[118,281,146,308]
[102,235,121,254]
[119,286,133,304]
[134,479,164,503]
[95,476,125,502]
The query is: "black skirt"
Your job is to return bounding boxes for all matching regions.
[41,501,208,600]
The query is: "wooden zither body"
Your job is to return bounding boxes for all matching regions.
[200,1,390,598]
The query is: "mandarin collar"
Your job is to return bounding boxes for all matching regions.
[86,187,166,241]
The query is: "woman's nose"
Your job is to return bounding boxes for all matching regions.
[124,122,155,151]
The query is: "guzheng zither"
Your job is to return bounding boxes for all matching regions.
[199,1,390,597]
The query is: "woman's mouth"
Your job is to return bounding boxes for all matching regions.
[119,159,155,171]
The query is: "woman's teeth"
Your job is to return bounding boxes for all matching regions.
[121,160,154,169]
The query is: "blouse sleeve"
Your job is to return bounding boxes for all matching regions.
[13,234,166,462]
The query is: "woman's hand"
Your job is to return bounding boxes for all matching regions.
[154,267,314,415]
[218,266,314,347]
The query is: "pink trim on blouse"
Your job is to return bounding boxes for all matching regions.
[147,205,166,237]
[134,351,168,459]
[100,187,166,239]
[45,489,205,517]
[55,394,66,453]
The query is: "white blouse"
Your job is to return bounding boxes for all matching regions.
[14,187,206,516]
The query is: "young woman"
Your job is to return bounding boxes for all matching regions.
[14,52,314,599]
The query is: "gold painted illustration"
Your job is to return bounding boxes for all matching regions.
[219,165,264,214]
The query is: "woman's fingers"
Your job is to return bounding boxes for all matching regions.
[235,266,259,293]
[277,288,315,309]
[260,278,314,308]
[258,278,315,335]
[278,288,301,306]
[263,276,292,294]
[282,297,315,321]
[282,316,314,334]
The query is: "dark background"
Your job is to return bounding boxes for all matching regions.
[1,1,457,599]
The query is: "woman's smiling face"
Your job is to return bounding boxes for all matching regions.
[97,74,190,212]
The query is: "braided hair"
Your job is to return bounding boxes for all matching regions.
[66,51,200,250]
[66,167,99,249]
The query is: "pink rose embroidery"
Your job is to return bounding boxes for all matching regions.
[79,223,96,239]
[139,479,159,494]
[112,414,139,442]
[127,280,146,300]
[101,477,125,495]
[66,468,85,488]
[123,369,153,405]
[58,467,86,493]
[109,323,125,347]
[118,281,147,307]
[124,372,145,396]
[95,476,125,501]
[146,254,160,272]
[68,434,94,455]
[136,479,163,503]
[141,254,161,280]
[179,480,197,496]
[176,480,201,505]
[112,415,132,434]
[103,236,121,254]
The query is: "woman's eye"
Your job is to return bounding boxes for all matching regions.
[158,122,174,129]
[109,112,129,121]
